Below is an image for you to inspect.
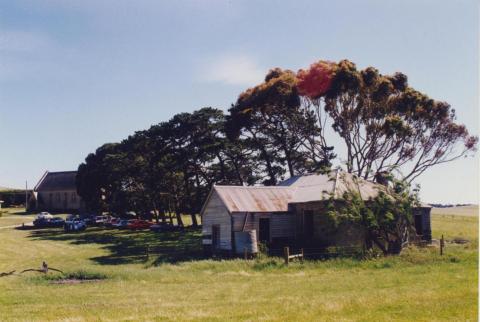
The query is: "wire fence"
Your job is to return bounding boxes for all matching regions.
[268,245,364,259]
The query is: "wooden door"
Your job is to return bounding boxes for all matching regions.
[259,218,270,242]
[414,214,423,235]
[304,211,314,239]
[212,225,220,250]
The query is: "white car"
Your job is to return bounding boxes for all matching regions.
[37,212,53,220]
[95,215,109,225]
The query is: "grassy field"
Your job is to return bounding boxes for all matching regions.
[0,208,477,321]
[431,205,479,217]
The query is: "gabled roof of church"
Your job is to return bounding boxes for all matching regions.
[34,171,78,191]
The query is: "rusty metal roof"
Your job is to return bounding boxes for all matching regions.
[280,170,387,203]
[209,170,392,213]
[213,185,295,213]
[222,171,391,212]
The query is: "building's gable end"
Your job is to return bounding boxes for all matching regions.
[201,189,232,251]
[33,171,50,192]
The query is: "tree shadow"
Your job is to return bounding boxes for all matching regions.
[5,208,31,216]
[27,226,205,266]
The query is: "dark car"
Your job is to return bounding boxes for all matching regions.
[113,219,130,229]
[33,217,64,228]
[127,219,152,230]
[64,218,87,232]
[49,217,65,227]
[81,216,95,226]
[33,217,50,228]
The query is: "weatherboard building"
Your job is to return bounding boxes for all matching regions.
[200,170,432,254]
[33,171,84,213]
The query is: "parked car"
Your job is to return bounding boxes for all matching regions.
[33,216,64,228]
[64,218,86,232]
[49,217,65,227]
[94,215,109,225]
[112,219,130,229]
[105,217,120,228]
[150,222,177,232]
[82,217,95,226]
[33,217,50,228]
[36,212,53,220]
[65,214,77,223]
[127,219,152,230]
[81,215,95,226]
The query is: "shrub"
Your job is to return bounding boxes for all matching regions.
[44,269,107,281]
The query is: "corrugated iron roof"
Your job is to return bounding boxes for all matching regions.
[212,170,390,213]
[281,170,386,203]
[214,185,295,213]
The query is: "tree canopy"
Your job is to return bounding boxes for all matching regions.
[296,59,478,182]
[76,58,477,228]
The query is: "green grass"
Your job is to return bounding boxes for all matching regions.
[39,269,108,282]
[0,208,477,321]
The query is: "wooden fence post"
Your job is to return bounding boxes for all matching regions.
[440,234,444,256]
[300,248,304,264]
[244,247,248,260]
[284,247,290,266]
[146,245,150,260]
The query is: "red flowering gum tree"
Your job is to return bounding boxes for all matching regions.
[297,59,478,183]
[226,68,335,185]
[297,61,337,99]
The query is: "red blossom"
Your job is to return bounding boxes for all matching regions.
[297,60,337,99]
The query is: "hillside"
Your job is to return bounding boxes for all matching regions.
[0,186,15,192]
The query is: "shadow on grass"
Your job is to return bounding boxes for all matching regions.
[27,226,205,266]
[4,209,32,216]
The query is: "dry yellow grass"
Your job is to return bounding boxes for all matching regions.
[431,205,478,217]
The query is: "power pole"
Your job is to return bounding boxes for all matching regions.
[25,180,28,212]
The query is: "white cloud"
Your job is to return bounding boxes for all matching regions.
[200,54,265,86]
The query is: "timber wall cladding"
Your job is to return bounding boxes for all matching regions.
[201,191,232,250]
[37,190,81,210]
[232,212,296,240]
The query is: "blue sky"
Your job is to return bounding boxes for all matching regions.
[0,0,478,204]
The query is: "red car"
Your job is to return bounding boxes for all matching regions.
[127,219,153,230]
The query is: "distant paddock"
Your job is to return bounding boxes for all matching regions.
[431,205,478,217]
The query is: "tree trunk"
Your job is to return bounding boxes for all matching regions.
[160,210,167,224]
[175,210,184,227]
[231,158,244,185]
[259,146,276,185]
[152,201,159,223]
[284,148,295,177]
[215,153,226,181]
[365,233,373,250]
[190,213,198,227]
